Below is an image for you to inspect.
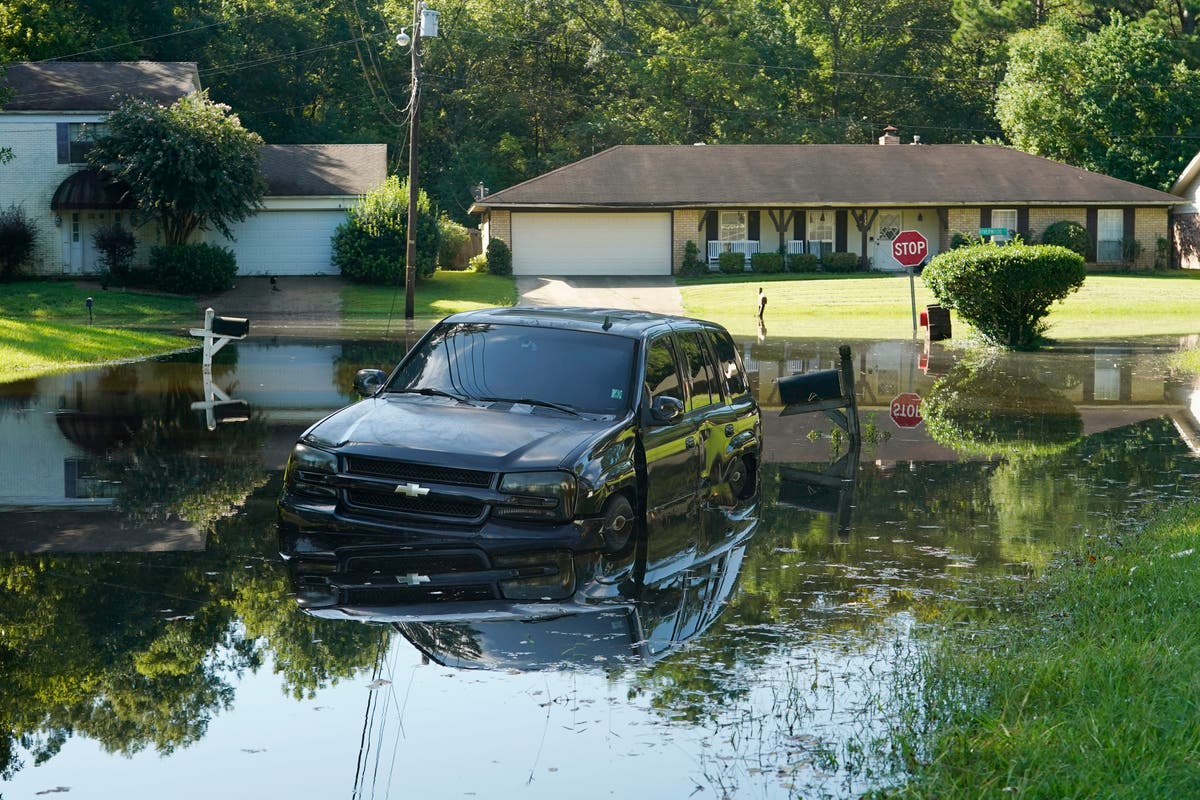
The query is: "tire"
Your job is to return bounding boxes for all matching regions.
[600,494,636,554]
[726,456,752,500]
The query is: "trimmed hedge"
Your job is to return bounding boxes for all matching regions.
[787,252,819,273]
[148,243,238,294]
[822,251,859,273]
[751,252,784,274]
[922,242,1086,349]
[718,251,746,274]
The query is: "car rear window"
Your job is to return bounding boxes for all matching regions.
[389,323,636,416]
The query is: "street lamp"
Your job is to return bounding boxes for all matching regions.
[401,1,438,319]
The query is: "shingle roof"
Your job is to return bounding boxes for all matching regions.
[1,62,200,111]
[260,144,388,197]
[473,144,1179,209]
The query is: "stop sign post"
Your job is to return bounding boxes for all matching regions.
[893,230,929,336]
[890,391,923,429]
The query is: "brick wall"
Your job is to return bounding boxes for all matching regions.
[671,209,704,273]
[483,209,511,250]
[1134,207,1168,269]
[0,121,76,276]
[1027,207,1086,243]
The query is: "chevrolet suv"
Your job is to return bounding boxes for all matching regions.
[278,307,760,575]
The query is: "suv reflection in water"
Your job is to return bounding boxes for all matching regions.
[282,500,759,670]
[279,307,762,586]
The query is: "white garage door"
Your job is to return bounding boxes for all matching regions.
[223,210,347,276]
[512,212,671,276]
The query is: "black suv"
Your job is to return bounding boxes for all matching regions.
[278,307,760,572]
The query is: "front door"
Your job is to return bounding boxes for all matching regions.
[874,212,903,271]
[62,210,109,274]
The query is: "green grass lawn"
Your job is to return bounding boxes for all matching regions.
[886,502,1200,798]
[679,271,1200,340]
[0,281,197,383]
[340,270,517,320]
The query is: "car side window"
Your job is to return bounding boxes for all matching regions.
[678,331,720,410]
[644,336,684,405]
[709,329,747,397]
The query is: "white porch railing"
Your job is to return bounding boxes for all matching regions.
[708,240,760,270]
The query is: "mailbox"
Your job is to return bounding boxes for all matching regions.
[211,315,250,339]
[213,400,251,424]
[779,368,841,405]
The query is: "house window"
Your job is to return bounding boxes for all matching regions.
[1097,209,1123,262]
[991,209,1017,242]
[807,210,833,257]
[61,122,108,164]
[719,211,747,241]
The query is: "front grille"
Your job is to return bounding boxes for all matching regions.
[345,456,493,488]
[345,489,485,519]
[344,550,487,575]
[343,584,497,604]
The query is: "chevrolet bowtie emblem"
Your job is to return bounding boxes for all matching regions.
[395,482,431,498]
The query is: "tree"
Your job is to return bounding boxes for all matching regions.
[922,241,1086,349]
[996,15,1200,189]
[0,205,37,281]
[88,91,266,245]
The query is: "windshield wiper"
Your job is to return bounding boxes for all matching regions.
[390,387,471,403]
[478,396,580,416]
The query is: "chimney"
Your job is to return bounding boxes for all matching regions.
[878,125,900,145]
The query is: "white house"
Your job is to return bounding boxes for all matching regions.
[0,61,386,277]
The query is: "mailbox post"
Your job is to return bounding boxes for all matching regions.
[189,308,251,429]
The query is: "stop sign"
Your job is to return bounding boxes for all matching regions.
[890,392,923,429]
[892,230,929,268]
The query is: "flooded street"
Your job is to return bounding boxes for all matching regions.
[2,334,1198,798]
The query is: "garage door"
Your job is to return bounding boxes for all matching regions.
[512,212,671,276]
[222,210,347,276]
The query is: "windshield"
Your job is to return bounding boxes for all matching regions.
[387,322,637,416]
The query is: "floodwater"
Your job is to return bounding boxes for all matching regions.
[2,333,1198,799]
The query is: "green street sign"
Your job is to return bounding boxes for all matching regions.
[979,227,1011,236]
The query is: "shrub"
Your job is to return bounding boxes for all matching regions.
[949,231,979,249]
[750,252,784,274]
[1121,236,1142,268]
[148,242,238,294]
[1040,220,1090,258]
[437,214,472,270]
[485,238,512,276]
[1155,236,1171,270]
[822,251,859,273]
[787,252,819,273]
[718,251,745,274]
[92,224,137,281]
[468,253,488,273]
[0,205,38,282]
[332,175,440,284]
[922,242,1086,349]
[679,240,707,277]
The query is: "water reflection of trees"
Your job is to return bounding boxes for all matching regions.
[923,355,1083,457]
[0,476,381,780]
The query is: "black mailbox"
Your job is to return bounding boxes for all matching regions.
[926,304,951,342]
[779,368,841,405]
[211,316,249,339]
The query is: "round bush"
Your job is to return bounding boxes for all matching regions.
[0,205,38,282]
[922,242,1086,349]
[437,214,471,270]
[148,243,238,294]
[1040,220,1090,258]
[679,240,707,277]
[717,251,745,274]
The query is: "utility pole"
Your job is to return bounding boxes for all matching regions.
[403,0,422,319]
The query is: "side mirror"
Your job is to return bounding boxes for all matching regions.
[354,368,387,397]
[650,395,684,423]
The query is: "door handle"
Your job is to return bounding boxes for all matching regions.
[685,436,696,448]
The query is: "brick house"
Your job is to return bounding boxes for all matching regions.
[0,61,386,276]
[471,134,1179,276]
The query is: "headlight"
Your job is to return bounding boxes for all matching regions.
[285,443,339,499]
[496,471,577,522]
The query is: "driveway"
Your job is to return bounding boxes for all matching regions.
[516,275,684,315]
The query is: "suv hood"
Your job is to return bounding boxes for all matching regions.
[302,395,623,472]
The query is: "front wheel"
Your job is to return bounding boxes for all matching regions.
[600,494,636,554]
[726,455,754,500]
